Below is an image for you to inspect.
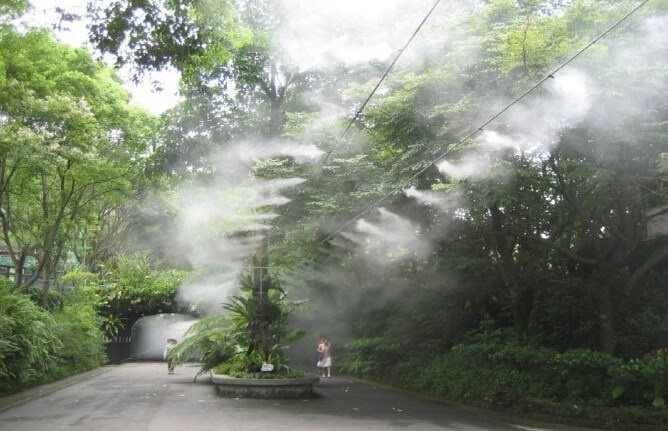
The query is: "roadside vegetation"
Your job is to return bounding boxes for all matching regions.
[0,279,106,395]
[339,330,668,429]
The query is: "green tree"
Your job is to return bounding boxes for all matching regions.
[89,1,335,357]
[305,0,667,356]
[0,28,146,304]
[0,0,28,19]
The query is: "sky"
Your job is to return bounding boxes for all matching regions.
[19,0,181,114]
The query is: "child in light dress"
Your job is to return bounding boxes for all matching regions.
[316,338,332,378]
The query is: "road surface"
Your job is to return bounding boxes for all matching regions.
[0,362,589,431]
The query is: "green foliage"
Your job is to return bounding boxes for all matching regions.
[213,360,304,380]
[113,254,188,310]
[337,337,403,378]
[223,273,305,372]
[0,26,147,303]
[370,334,668,416]
[89,0,247,77]
[95,253,192,326]
[549,349,623,401]
[59,268,99,291]
[210,347,303,379]
[0,0,28,17]
[168,313,236,382]
[0,275,108,396]
[171,273,304,379]
[51,305,107,375]
[611,358,668,408]
[0,280,61,395]
[55,255,192,342]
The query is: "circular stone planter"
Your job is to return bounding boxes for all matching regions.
[211,373,320,399]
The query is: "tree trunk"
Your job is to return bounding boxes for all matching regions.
[266,62,282,138]
[40,263,52,308]
[598,280,616,354]
[251,235,269,295]
[269,97,281,138]
[245,60,287,367]
[490,202,533,338]
[14,250,26,289]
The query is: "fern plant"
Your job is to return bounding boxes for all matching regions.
[170,273,304,379]
[168,313,236,382]
[224,274,304,373]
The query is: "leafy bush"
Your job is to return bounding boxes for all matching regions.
[170,273,305,380]
[221,274,304,372]
[96,253,192,323]
[447,341,623,403]
[337,337,403,378]
[52,305,107,376]
[0,281,62,395]
[168,313,236,381]
[64,255,192,340]
[611,357,668,408]
[380,333,668,413]
[212,358,304,379]
[549,349,622,402]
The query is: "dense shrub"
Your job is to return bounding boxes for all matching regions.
[0,279,108,395]
[171,274,305,381]
[52,305,108,376]
[342,330,668,416]
[338,337,403,378]
[549,349,622,402]
[611,358,668,408]
[85,254,192,339]
[464,342,660,408]
[102,253,192,317]
[0,281,62,395]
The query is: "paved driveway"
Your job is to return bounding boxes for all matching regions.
[0,362,588,431]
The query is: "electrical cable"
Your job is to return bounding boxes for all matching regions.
[316,0,653,246]
[272,0,443,232]
[314,0,443,172]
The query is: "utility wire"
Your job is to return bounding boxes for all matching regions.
[317,0,652,246]
[273,0,442,232]
[314,0,443,172]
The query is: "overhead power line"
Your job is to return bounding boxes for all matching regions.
[314,0,443,172]
[317,0,653,246]
[273,0,443,232]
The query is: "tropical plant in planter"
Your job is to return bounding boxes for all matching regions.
[169,273,305,381]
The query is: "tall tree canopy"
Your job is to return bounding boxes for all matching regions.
[86,0,667,357]
[0,25,151,304]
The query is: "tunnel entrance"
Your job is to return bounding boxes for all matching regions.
[130,313,198,360]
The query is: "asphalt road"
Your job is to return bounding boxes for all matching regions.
[0,362,589,431]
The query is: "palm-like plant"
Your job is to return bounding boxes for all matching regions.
[168,313,235,382]
[224,274,304,372]
[170,273,304,378]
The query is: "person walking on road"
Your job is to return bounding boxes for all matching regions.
[164,338,178,374]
